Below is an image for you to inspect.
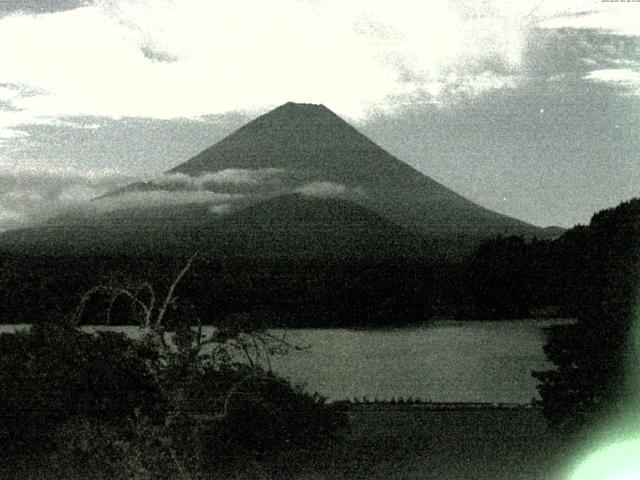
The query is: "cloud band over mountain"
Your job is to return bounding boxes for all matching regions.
[0,166,135,230]
[154,169,287,188]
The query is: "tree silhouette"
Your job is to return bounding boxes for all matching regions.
[533,198,640,431]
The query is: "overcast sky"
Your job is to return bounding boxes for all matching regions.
[1,0,639,230]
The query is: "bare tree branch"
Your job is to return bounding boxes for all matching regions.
[134,282,156,328]
[156,253,197,328]
[73,285,151,326]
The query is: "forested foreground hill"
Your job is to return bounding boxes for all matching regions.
[461,197,640,320]
[531,197,640,432]
[0,198,636,327]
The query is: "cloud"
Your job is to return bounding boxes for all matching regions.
[0,128,28,139]
[539,4,640,36]
[295,181,347,198]
[585,68,640,83]
[0,113,252,177]
[0,3,389,123]
[155,169,287,189]
[0,0,558,131]
[0,164,134,194]
[0,161,362,231]
[94,190,242,212]
[1,0,636,142]
[0,165,136,230]
[584,68,640,93]
[0,0,88,15]
[0,164,256,231]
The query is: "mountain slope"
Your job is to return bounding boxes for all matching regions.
[206,193,430,259]
[165,102,541,238]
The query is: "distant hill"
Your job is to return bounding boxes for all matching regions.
[540,226,566,238]
[459,197,639,319]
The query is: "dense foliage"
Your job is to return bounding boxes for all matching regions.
[0,254,445,327]
[0,260,349,478]
[532,198,640,431]
[0,323,163,453]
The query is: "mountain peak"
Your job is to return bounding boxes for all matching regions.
[280,101,328,109]
[167,100,373,177]
[254,101,339,124]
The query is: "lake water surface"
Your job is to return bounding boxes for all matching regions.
[1,319,572,404]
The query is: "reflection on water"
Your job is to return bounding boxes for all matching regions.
[0,319,572,403]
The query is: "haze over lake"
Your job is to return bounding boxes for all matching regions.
[2,319,571,404]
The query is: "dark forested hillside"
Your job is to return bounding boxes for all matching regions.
[0,198,636,328]
[460,198,639,321]
[532,198,640,431]
[0,252,451,327]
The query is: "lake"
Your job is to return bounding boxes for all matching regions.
[1,319,571,404]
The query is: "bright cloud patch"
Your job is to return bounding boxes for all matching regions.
[156,169,287,188]
[585,68,640,83]
[0,128,28,139]
[539,4,640,37]
[0,163,264,231]
[94,190,242,212]
[584,68,640,94]
[0,165,136,230]
[0,0,87,15]
[295,181,347,198]
[0,0,550,134]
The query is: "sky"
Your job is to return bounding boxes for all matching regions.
[0,0,639,231]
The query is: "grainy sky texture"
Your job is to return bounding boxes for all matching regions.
[0,0,639,230]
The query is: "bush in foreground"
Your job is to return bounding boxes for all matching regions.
[0,256,348,478]
[0,322,163,454]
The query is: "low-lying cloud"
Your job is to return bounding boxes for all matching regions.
[0,164,365,232]
[154,168,287,189]
[0,165,136,231]
[584,68,640,94]
[295,181,348,198]
[93,190,243,213]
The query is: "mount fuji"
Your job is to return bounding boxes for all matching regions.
[0,102,553,259]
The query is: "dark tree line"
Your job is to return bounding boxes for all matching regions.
[0,253,447,328]
[532,198,640,431]
[0,198,637,331]
[459,226,601,319]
